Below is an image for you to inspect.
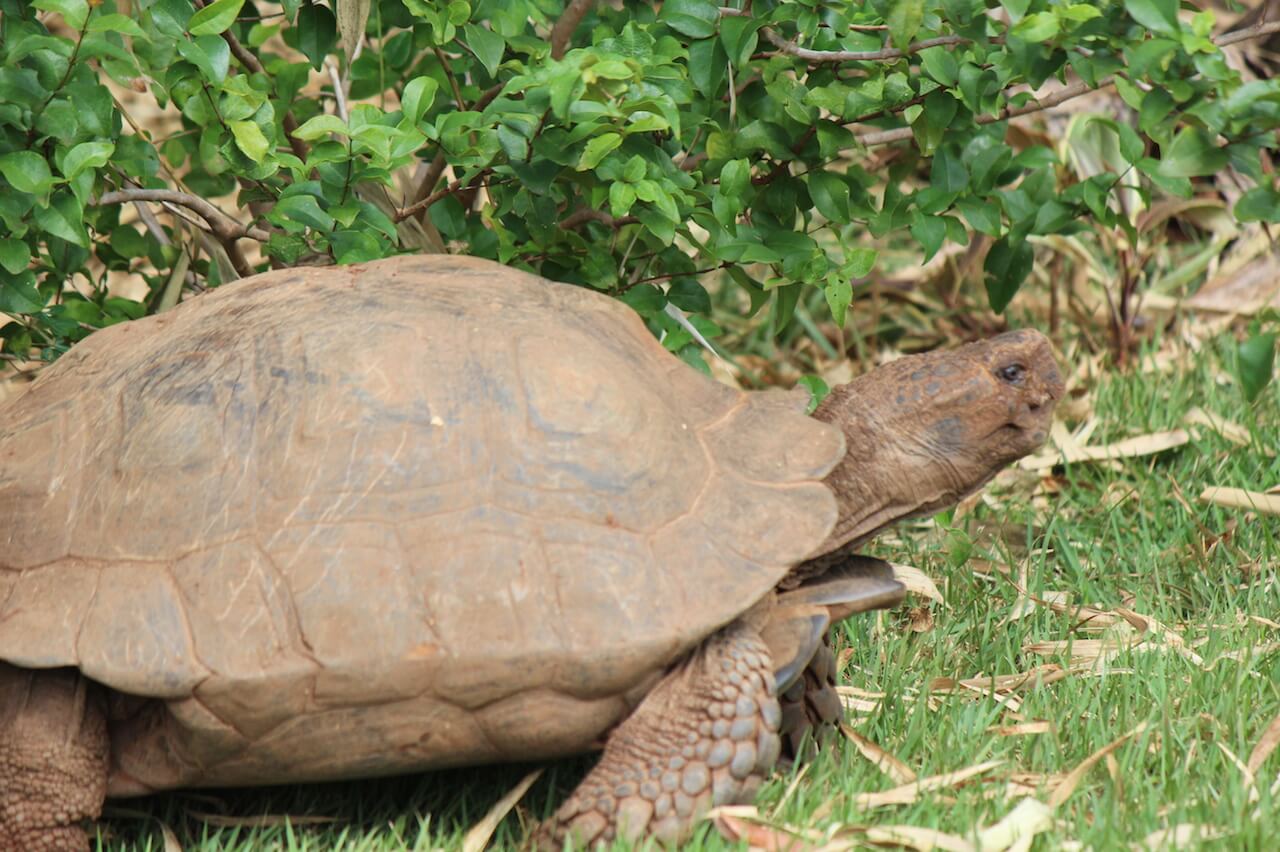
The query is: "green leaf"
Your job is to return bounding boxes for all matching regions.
[659,0,719,39]
[0,152,55,201]
[609,182,636,216]
[273,194,335,231]
[88,13,149,38]
[0,271,45,314]
[623,155,646,183]
[668,279,711,313]
[230,120,270,162]
[1001,0,1031,22]
[919,47,959,87]
[911,213,946,261]
[930,146,969,195]
[32,0,88,29]
[188,0,246,36]
[464,24,505,77]
[719,159,750,198]
[1237,332,1276,402]
[719,14,760,67]
[846,248,877,278]
[808,172,851,223]
[888,0,925,51]
[331,229,383,264]
[296,1,338,70]
[770,283,801,337]
[1234,187,1280,223]
[824,272,853,327]
[33,194,89,247]
[61,141,114,182]
[984,235,1033,313]
[797,375,830,413]
[176,35,231,85]
[1011,11,1059,43]
[0,239,30,275]
[293,114,349,141]
[578,133,622,171]
[400,76,439,127]
[1125,0,1180,37]
[1157,127,1229,177]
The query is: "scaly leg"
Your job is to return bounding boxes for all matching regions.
[537,621,781,848]
[0,665,108,852]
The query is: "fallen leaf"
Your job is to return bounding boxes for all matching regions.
[1132,823,1227,850]
[989,721,1053,737]
[864,824,974,852]
[1048,722,1149,807]
[973,797,1054,852]
[841,723,917,784]
[1200,487,1280,516]
[1183,406,1251,445]
[461,768,542,852]
[1246,711,1280,775]
[907,606,935,633]
[708,805,822,851]
[1114,608,1205,666]
[892,563,945,604]
[852,760,1004,809]
[931,665,1069,696]
[1019,429,1189,471]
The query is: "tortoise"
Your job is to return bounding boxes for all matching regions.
[0,254,1062,849]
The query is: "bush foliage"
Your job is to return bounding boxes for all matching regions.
[2,0,1279,371]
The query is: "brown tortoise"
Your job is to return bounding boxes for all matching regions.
[0,255,1062,849]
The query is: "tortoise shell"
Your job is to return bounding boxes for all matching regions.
[0,255,845,792]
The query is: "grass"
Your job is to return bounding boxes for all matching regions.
[96,329,1278,850]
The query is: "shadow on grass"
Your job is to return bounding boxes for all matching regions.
[99,756,596,849]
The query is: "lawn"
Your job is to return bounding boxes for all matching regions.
[96,328,1278,850]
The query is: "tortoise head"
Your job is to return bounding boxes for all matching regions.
[809,329,1063,557]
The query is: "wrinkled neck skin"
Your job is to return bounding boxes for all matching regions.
[808,400,997,560]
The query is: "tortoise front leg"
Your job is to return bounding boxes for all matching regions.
[778,631,844,759]
[0,665,109,851]
[536,621,782,848]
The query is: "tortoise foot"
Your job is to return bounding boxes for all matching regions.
[779,632,844,761]
[536,621,781,848]
[0,666,108,852]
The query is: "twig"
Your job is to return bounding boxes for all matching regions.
[551,0,597,60]
[1216,18,1280,47]
[559,208,638,229]
[326,57,349,121]
[95,189,271,242]
[853,19,1280,148]
[394,175,470,222]
[762,26,968,62]
[856,77,1114,147]
[402,83,504,218]
[195,0,308,160]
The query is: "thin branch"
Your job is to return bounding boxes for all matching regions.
[1216,18,1280,47]
[402,83,504,218]
[853,20,1280,148]
[394,175,470,222]
[551,0,597,60]
[434,47,468,110]
[762,26,968,62]
[559,208,638,229]
[326,57,349,121]
[196,0,308,160]
[95,189,271,242]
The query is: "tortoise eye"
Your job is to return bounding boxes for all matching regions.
[997,363,1026,384]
